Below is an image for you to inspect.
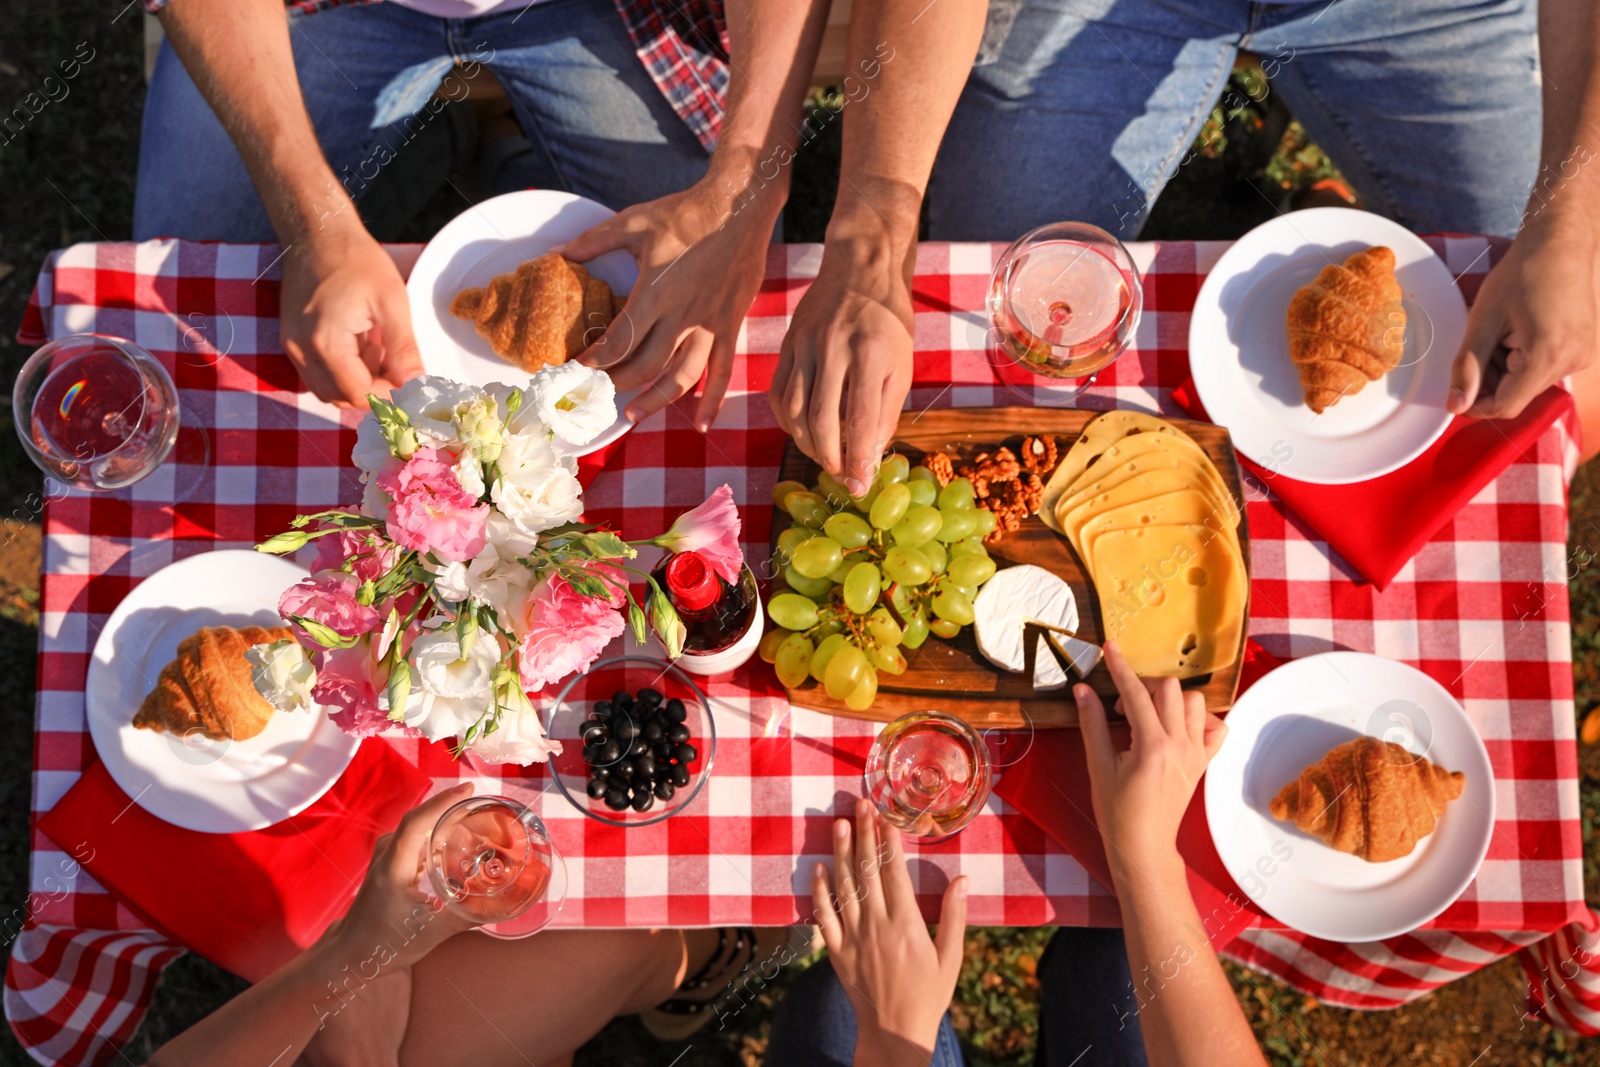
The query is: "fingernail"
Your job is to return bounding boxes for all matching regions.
[954,877,968,899]
[845,477,867,496]
[697,421,709,434]
[1073,685,1090,703]
[835,819,850,840]
[856,797,872,817]
[814,862,827,879]
[1448,387,1465,409]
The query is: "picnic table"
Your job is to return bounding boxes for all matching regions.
[6,236,1595,1065]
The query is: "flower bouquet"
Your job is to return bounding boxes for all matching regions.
[253,368,743,765]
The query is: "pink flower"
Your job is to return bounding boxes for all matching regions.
[653,484,743,583]
[312,520,398,583]
[376,446,489,562]
[279,571,381,644]
[312,642,418,739]
[515,569,626,691]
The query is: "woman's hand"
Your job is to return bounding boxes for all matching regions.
[812,797,966,1061]
[558,176,778,431]
[770,233,914,496]
[1075,642,1227,884]
[279,217,424,408]
[1449,210,1600,419]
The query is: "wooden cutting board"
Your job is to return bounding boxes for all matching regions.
[771,407,1251,729]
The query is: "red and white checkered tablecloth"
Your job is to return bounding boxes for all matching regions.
[7,237,1597,1065]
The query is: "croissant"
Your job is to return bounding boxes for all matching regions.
[450,253,620,373]
[1269,736,1464,862]
[1286,246,1406,414]
[133,625,291,742]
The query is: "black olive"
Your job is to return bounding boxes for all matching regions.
[674,743,697,764]
[654,780,676,802]
[665,698,687,722]
[596,700,613,715]
[627,737,649,758]
[636,754,657,780]
[668,723,692,744]
[612,691,631,709]
[590,764,609,780]
[630,791,654,812]
[583,743,604,765]
[582,723,609,746]
[600,740,622,764]
[605,788,630,811]
[585,708,606,723]
[642,720,664,743]
[653,740,672,759]
[639,686,663,707]
[671,763,690,787]
[616,759,636,781]
[613,716,638,741]
[586,778,608,799]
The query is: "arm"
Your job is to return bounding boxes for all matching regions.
[770,0,986,494]
[560,0,831,429]
[1448,0,1600,418]
[146,784,474,1067]
[156,0,422,406]
[1075,645,1266,1067]
[812,798,968,1067]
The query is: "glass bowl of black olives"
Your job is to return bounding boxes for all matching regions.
[543,655,716,826]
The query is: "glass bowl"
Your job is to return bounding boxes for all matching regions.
[544,655,716,827]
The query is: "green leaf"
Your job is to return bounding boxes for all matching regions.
[580,531,636,560]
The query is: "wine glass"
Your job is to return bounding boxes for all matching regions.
[13,333,209,501]
[987,222,1144,404]
[427,795,567,938]
[864,710,994,844]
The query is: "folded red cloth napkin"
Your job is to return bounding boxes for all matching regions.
[993,641,1283,948]
[37,741,430,982]
[1171,379,1574,589]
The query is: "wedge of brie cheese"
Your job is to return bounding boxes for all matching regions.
[972,564,1080,690]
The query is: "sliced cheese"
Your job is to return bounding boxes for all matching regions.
[1085,520,1247,601]
[1068,487,1230,562]
[972,564,1080,690]
[1040,412,1199,533]
[1056,446,1237,545]
[1091,526,1245,679]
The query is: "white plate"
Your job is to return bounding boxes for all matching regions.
[1204,652,1494,942]
[407,190,640,456]
[1188,208,1465,484]
[85,551,361,834]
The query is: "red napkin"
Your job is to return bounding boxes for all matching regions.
[993,641,1283,948]
[37,742,430,982]
[1172,378,1574,589]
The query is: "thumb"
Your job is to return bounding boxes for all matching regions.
[374,286,425,391]
[933,875,969,974]
[1449,301,1504,415]
[552,216,639,265]
[1201,712,1228,761]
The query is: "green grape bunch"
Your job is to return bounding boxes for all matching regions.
[757,454,1000,712]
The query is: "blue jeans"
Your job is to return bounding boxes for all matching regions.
[930,0,1541,241]
[767,958,967,1067]
[133,0,708,241]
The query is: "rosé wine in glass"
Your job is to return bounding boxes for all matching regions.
[427,796,565,938]
[864,711,993,843]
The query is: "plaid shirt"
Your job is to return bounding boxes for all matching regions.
[144,0,729,151]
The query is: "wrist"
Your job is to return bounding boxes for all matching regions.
[827,175,921,254]
[1108,846,1188,901]
[700,144,790,226]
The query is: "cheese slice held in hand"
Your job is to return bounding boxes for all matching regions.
[972,564,1080,690]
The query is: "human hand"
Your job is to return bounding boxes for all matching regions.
[812,797,967,1058]
[770,236,914,496]
[1448,213,1600,419]
[557,179,776,430]
[319,782,478,972]
[1076,642,1227,883]
[279,219,424,408]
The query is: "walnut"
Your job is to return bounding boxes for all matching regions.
[922,451,955,487]
[1020,435,1058,475]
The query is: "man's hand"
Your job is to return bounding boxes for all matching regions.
[558,180,775,431]
[812,797,966,1063]
[1449,208,1600,420]
[770,234,914,495]
[1076,642,1228,882]
[280,219,424,408]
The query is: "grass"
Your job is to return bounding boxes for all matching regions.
[1,15,1597,1066]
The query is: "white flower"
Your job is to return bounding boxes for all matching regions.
[427,558,473,602]
[246,639,316,714]
[362,476,391,522]
[393,376,478,446]
[454,452,485,500]
[484,511,538,561]
[424,541,533,630]
[492,431,584,538]
[526,363,617,446]
[467,687,563,766]
[352,416,392,476]
[451,393,505,464]
[400,627,501,743]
